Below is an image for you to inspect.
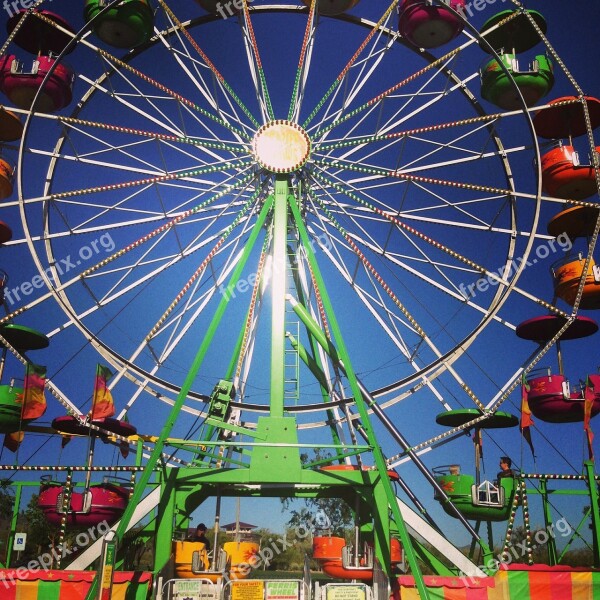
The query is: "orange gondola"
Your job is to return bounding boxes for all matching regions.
[552,254,600,309]
[547,205,600,240]
[0,158,14,200]
[0,109,23,141]
[312,535,402,580]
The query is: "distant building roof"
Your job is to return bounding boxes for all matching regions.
[221,522,258,532]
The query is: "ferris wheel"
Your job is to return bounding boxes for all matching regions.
[0,0,599,597]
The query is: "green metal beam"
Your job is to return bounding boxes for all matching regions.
[286,191,432,599]
[584,460,600,567]
[83,194,274,600]
[270,177,290,418]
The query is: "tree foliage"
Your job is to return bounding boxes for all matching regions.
[24,494,59,555]
[0,482,14,519]
[282,449,354,537]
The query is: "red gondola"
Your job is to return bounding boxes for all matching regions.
[38,478,130,527]
[540,144,600,201]
[0,55,75,112]
[534,96,600,140]
[398,0,466,49]
[6,10,75,55]
[526,370,600,423]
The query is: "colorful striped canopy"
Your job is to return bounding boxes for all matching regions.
[398,564,600,599]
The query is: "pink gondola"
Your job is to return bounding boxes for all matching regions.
[38,478,129,527]
[399,0,466,49]
[541,144,600,201]
[0,55,74,112]
[527,372,600,423]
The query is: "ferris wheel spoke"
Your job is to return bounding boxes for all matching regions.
[305,10,401,141]
[10,175,258,326]
[146,188,264,341]
[305,207,483,408]
[239,1,275,121]
[286,0,318,122]
[302,0,400,131]
[309,169,568,332]
[158,0,261,130]
[76,35,252,142]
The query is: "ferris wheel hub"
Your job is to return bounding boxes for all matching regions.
[252,120,311,173]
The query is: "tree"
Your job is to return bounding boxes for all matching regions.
[282,449,354,538]
[0,482,14,519]
[24,494,60,560]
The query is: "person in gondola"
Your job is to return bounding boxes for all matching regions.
[190,523,211,551]
[496,456,514,482]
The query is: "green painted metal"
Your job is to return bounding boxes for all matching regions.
[539,478,558,565]
[270,177,290,419]
[287,261,343,450]
[585,460,600,567]
[154,472,176,573]
[5,481,21,567]
[286,192,432,599]
[83,192,274,600]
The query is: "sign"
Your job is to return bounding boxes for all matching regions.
[173,580,204,594]
[231,579,264,600]
[13,533,26,551]
[173,579,221,600]
[325,585,367,600]
[100,539,116,600]
[266,581,300,600]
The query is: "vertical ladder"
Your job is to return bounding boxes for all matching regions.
[285,237,300,404]
[285,319,300,404]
